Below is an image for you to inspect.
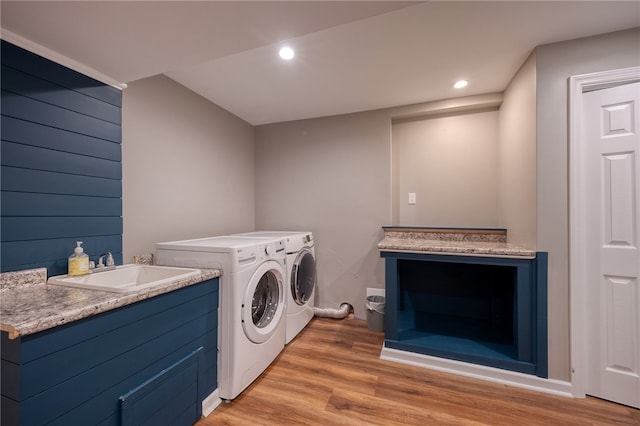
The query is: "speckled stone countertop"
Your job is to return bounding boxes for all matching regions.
[378,227,535,259]
[0,267,222,340]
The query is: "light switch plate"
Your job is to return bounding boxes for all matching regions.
[408,192,416,205]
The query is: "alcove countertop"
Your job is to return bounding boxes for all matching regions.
[378,227,536,259]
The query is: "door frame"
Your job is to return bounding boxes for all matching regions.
[568,66,640,398]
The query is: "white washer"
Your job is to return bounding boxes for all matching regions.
[155,236,286,400]
[236,231,316,344]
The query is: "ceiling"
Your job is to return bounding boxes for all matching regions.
[2,1,639,125]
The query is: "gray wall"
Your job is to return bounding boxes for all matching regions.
[498,51,537,248]
[122,75,255,261]
[392,110,500,227]
[535,27,640,381]
[255,110,391,318]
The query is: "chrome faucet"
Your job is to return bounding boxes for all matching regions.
[92,252,116,272]
[98,252,115,267]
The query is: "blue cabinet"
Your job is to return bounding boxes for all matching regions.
[1,279,219,425]
[381,252,547,378]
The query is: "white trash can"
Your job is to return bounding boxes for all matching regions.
[365,295,385,332]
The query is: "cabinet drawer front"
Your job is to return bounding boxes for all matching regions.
[120,348,203,426]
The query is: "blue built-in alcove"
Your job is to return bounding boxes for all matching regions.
[381,251,548,378]
[1,40,123,276]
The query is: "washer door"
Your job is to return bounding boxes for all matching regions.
[291,249,316,306]
[242,260,285,343]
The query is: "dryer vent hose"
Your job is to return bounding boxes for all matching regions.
[313,303,352,319]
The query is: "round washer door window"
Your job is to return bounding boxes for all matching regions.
[291,249,316,305]
[242,261,285,343]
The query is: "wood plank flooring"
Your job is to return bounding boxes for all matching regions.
[196,317,640,425]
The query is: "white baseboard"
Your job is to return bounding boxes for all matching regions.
[380,346,573,398]
[201,388,222,417]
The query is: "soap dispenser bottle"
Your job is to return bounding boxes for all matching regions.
[68,241,89,276]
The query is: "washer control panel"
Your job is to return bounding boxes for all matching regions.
[238,240,285,262]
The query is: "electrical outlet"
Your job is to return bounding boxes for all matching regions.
[408,192,416,205]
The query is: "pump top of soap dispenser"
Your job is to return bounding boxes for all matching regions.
[74,241,84,255]
[68,241,89,276]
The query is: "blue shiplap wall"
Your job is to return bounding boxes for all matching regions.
[1,41,123,276]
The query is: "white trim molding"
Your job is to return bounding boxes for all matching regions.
[201,388,222,417]
[1,29,127,90]
[380,346,573,398]
[568,66,640,399]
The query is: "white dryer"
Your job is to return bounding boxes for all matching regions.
[155,236,286,400]
[237,231,316,344]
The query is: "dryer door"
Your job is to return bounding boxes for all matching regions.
[242,260,285,343]
[291,249,316,305]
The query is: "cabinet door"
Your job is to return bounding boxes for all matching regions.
[120,348,203,426]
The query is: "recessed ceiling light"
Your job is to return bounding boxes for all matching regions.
[279,46,295,60]
[454,80,468,89]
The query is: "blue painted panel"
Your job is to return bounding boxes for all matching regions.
[1,359,19,400]
[144,381,200,426]
[0,40,123,279]
[381,251,529,267]
[0,332,20,362]
[1,192,121,217]
[1,236,122,273]
[17,297,214,399]
[1,91,121,143]
[96,413,118,426]
[4,279,217,364]
[2,116,121,161]
[120,348,202,426]
[516,263,533,362]
[201,372,216,401]
[1,217,123,242]
[1,166,121,197]
[201,347,218,397]
[1,279,218,425]
[384,258,398,341]
[48,336,216,426]
[535,252,549,378]
[1,41,122,107]
[381,250,547,378]
[1,395,18,426]
[1,141,121,179]
[1,65,121,125]
[0,255,123,277]
[23,314,215,424]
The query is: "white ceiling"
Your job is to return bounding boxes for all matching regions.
[2,1,639,125]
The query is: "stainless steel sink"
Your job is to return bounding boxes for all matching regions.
[47,264,201,293]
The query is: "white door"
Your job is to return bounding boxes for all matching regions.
[241,261,285,343]
[291,249,316,305]
[583,82,640,408]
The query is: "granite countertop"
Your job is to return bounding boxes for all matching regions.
[378,227,536,259]
[0,267,222,340]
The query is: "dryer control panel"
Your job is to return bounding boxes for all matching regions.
[284,233,314,253]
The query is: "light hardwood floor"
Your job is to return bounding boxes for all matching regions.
[197,317,639,425]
